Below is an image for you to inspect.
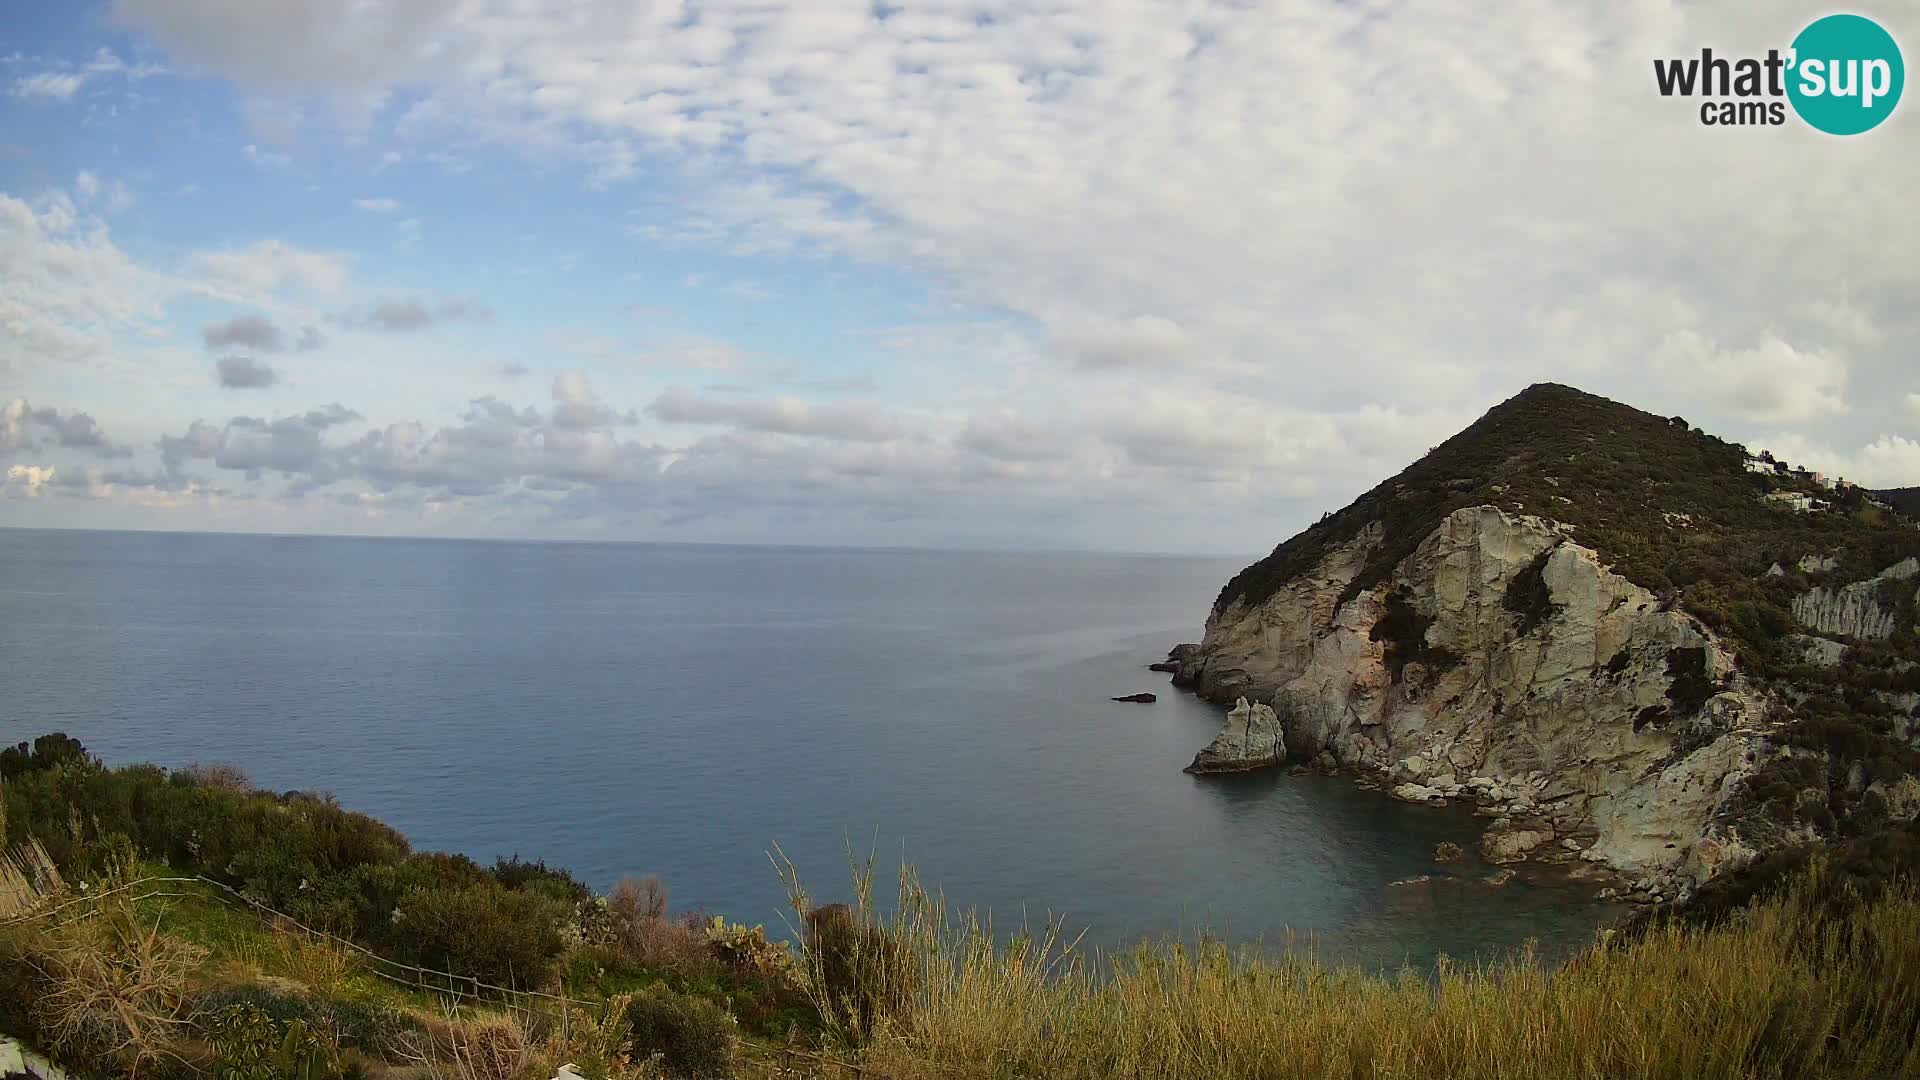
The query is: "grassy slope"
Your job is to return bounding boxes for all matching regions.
[836,861,1920,1080]
[3,749,1919,1079]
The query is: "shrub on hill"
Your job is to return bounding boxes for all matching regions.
[0,735,570,988]
[1215,384,1920,683]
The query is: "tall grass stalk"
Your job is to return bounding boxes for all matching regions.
[777,853,1920,1080]
[0,837,64,921]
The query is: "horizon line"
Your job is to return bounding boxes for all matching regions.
[0,523,1259,562]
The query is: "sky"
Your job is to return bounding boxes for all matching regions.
[2,1,1917,555]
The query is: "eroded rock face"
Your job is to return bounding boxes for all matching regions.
[1182,506,1771,896]
[1185,696,1286,773]
[1790,558,1920,640]
[1789,634,1848,667]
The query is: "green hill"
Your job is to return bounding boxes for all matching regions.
[1218,383,1920,682]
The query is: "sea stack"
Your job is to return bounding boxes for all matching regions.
[1184,697,1286,773]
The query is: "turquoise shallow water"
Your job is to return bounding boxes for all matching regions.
[0,527,1615,969]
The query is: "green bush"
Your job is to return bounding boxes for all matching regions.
[1,737,573,995]
[491,854,592,905]
[189,985,420,1060]
[0,734,96,778]
[376,881,570,988]
[626,984,738,1078]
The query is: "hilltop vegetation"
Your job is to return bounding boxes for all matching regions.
[1205,383,1920,888]
[1217,383,1920,681]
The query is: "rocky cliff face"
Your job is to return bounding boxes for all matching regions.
[1173,506,1775,899]
[1790,557,1919,640]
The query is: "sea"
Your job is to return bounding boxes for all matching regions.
[0,527,1617,970]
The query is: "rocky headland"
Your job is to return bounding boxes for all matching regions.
[1164,384,1920,907]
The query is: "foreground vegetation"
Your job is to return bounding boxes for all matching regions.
[4,734,1919,1079]
[831,865,1920,1080]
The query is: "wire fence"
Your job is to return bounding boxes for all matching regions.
[5,871,621,1006]
[2,870,873,1077]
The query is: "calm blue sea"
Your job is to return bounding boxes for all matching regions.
[0,527,1612,968]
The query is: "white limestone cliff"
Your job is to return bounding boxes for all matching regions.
[1178,506,1775,899]
[1790,557,1920,640]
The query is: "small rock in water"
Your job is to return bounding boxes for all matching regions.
[1111,692,1157,703]
[1185,697,1286,773]
[1391,783,1447,804]
[1483,868,1517,887]
[1434,841,1464,863]
[1147,661,1179,673]
[1389,874,1433,888]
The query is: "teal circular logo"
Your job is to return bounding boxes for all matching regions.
[1787,14,1904,134]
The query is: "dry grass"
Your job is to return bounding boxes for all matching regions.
[0,837,65,921]
[776,855,1920,1080]
[180,761,252,793]
[19,901,208,1073]
[392,993,666,1080]
[229,927,358,995]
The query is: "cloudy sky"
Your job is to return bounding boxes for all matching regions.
[2,1,1916,554]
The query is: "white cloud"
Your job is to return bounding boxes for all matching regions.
[1656,332,1848,425]
[82,47,164,80]
[1755,433,1920,490]
[550,371,634,430]
[12,72,85,101]
[243,143,292,169]
[0,188,171,371]
[106,2,1919,398]
[7,0,1911,548]
[4,464,55,496]
[187,239,351,298]
[647,388,908,443]
[1053,315,1192,372]
[354,197,401,213]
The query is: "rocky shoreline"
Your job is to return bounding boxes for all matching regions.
[1168,677,1646,903]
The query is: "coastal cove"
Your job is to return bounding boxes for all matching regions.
[0,527,1617,970]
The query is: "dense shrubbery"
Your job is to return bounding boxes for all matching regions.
[0,737,573,988]
[625,984,739,1078]
[0,734,808,1077]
